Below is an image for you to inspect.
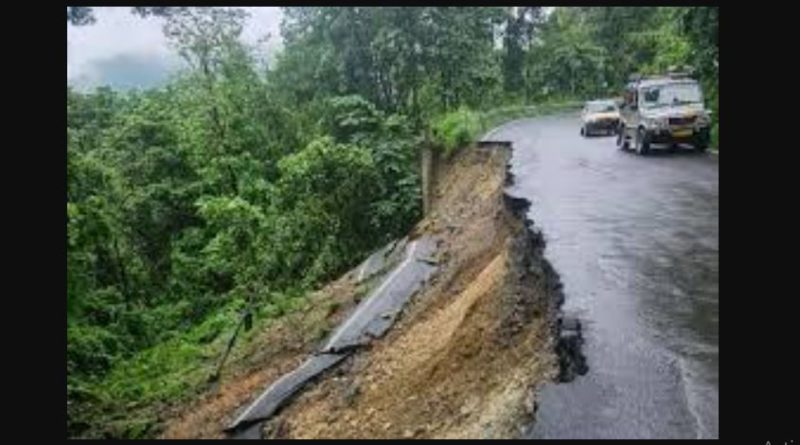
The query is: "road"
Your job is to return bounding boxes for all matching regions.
[484,114,719,439]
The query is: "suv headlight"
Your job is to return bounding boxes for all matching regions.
[696,113,712,126]
[645,117,668,130]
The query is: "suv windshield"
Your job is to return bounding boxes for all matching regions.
[587,102,617,113]
[640,82,702,109]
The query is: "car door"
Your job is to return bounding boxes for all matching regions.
[629,88,643,131]
[620,88,635,135]
[621,87,643,135]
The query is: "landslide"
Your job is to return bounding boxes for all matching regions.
[163,143,564,439]
[263,144,562,439]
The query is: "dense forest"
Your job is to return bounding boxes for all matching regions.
[67,7,718,438]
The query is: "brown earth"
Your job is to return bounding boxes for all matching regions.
[160,266,373,438]
[162,144,560,439]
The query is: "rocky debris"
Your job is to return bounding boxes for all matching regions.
[555,317,588,382]
[343,382,361,406]
[262,417,290,439]
[211,144,572,439]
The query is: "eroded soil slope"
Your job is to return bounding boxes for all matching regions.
[264,145,561,439]
[163,144,562,439]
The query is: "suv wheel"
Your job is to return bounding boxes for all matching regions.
[617,126,629,150]
[635,127,650,155]
[694,135,709,152]
[694,127,711,152]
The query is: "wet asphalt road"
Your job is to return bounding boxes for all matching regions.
[484,113,719,439]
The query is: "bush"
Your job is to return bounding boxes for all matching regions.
[428,101,584,155]
[68,324,123,376]
[478,100,583,135]
[431,107,482,155]
[321,95,382,144]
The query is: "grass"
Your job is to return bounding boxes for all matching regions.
[429,99,583,155]
[71,309,236,438]
[476,100,583,137]
[69,292,308,438]
[430,107,482,156]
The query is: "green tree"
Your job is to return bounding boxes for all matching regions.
[502,7,544,97]
[67,7,96,26]
[526,8,609,99]
[68,7,721,437]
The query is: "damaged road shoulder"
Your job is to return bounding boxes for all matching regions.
[224,142,587,439]
[225,236,439,438]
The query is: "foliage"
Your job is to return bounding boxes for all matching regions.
[526,10,610,99]
[67,6,719,437]
[478,100,584,135]
[431,108,482,155]
[67,7,96,26]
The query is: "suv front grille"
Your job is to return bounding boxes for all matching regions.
[669,116,696,126]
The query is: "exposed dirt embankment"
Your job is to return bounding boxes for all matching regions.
[262,145,564,439]
[163,143,574,439]
[159,273,366,439]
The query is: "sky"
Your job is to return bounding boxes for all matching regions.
[67,7,558,91]
[67,7,284,91]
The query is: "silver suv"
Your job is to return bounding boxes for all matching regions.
[617,73,712,155]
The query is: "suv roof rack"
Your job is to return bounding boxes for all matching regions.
[628,69,695,85]
[666,71,692,79]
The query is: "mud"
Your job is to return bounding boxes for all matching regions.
[225,236,438,436]
[163,142,584,439]
[250,144,579,439]
[160,268,372,438]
